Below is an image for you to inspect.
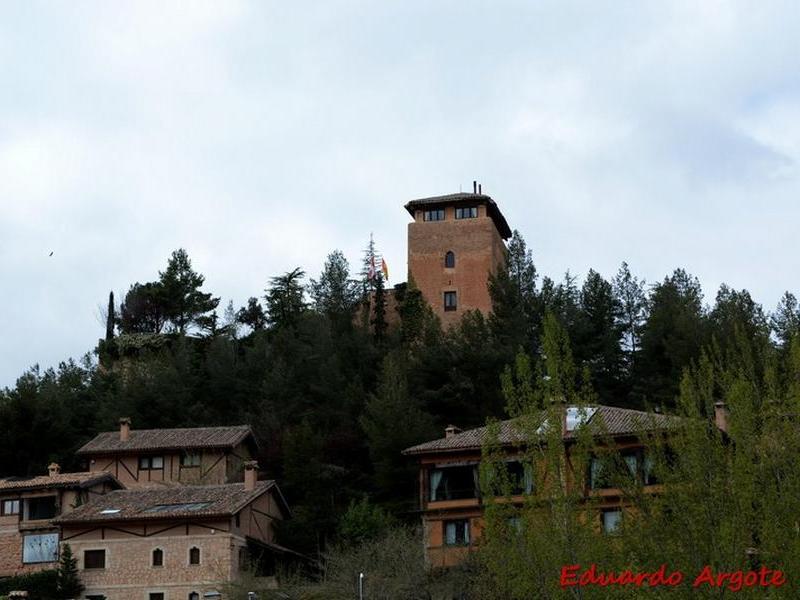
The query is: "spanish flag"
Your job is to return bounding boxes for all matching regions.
[381,257,389,281]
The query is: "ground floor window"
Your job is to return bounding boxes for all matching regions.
[444,519,470,546]
[602,509,622,534]
[189,593,199,600]
[85,595,106,600]
[149,593,165,600]
[22,532,59,563]
[84,549,106,569]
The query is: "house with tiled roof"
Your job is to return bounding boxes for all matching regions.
[0,464,121,577]
[55,461,294,600]
[402,404,700,568]
[77,419,258,489]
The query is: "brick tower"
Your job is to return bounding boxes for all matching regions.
[405,186,511,327]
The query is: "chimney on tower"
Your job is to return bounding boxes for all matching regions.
[48,463,61,477]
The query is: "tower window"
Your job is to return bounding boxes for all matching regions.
[455,206,477,219]
[189,546,201,565]
[444,251,455,268]
[152,548,163,567]
[423,209,445,221]
[444,291,457,312]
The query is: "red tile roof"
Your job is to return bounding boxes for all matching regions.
[0,471,119,493]
[76,425,255,456]
[402,405,683,455]
[54,481,288,524]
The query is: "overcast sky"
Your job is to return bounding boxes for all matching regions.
[2,1,800,388]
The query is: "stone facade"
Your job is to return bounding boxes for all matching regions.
[57,476,289,600]
[0,471,119,577]
[406,196,509,328]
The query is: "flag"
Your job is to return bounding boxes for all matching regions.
[381,257,389,280]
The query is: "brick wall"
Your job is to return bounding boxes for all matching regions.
[408,204,506,327]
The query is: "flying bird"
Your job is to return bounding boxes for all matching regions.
[49,251,53,257]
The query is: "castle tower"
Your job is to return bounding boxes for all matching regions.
[405,186,511,327]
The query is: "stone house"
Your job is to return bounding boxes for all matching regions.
[0,464,121,577]
[54,462,292,600]
[402,404,695,568]
[76,420,258,488]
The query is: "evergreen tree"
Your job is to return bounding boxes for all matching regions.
[612,261,647,365]
[573,269,625,404]
[771,291,800,347]
[158,249,220,334]
[310,250,360,329]
[371,274,388,344]
[360,352,437,509]
[118,282,167,334]
[397,276,438,351]
[488,230,539,356]
[236,297,267,332]
[635,268,707,409]
[265,268,306,329]
[56,543,83,599]
[105,291,115,341]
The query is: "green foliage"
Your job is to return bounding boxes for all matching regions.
[56,544,83,599]
[310,250,360,331]
[360,353,437,509]
[265,268,306,328]
[0,569,58,600]
[336,497,393,545]
[159,248,220,333]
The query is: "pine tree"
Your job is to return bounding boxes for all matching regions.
[360,352,436,508]
[265,268,306,329]
[636,268,707,409]
[488,230,539,356]
[310,250,360,329]
[236,297,267,332]
[612,261,646,364]
[771,291,800,348]
[56,543,83,599]
[158,249,220,334]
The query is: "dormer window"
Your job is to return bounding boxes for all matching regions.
[444,251,455,268]
[423,209,445,221]
[455,206,477,219]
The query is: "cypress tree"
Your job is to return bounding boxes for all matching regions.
[56,543,83,599]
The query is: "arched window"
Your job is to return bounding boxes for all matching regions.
[445,251,455,268]
[152,548,163,567]
[189,546,201,565]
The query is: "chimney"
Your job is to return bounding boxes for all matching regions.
[714,401,729,433]
[478,183,482,195]
[47,463,60,477]
[119,417,131,442]
[444,425,461,439]
[243,460,258,491]
[472,180,477,194]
